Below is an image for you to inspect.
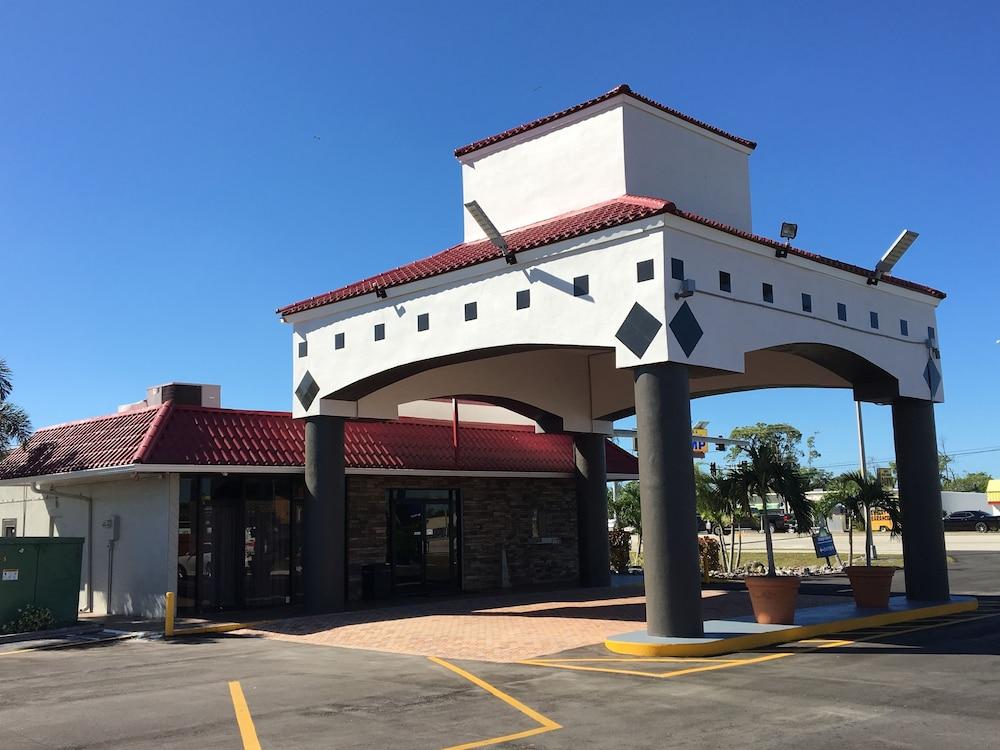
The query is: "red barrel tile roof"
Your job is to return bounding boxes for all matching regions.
[454,84,757,156]
[277,196,670,316]
[278,195,944,317]
[0,403,639,480]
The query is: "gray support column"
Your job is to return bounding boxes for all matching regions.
[574,433,611,588]
[633,362,704,637]
[304,415,347,612]
[891,398,950,601]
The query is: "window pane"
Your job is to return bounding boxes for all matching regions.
[177,478,197,611]
[637,259,654,282]
[670,258,684,281]
[762,283,774,303]
[719,271,731,293]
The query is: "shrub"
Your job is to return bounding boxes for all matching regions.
[698,535,722,573]
[609,528,632,574]
[1,604,56,635]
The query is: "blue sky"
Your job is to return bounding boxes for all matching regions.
[2,2,998,476]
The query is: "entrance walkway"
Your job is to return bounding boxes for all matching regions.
[241,585,846,662]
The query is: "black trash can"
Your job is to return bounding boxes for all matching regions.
[361,563,392,600]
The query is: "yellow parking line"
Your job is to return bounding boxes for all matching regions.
[429,656,561,750]
[522,608,1000,683]
[518,659,680,679]
[228,681,262,750]
[526,656,741,663]
[520,651,794,680]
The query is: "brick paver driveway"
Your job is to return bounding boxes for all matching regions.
[242,585,844,661]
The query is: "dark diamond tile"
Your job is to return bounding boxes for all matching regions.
[924,359,941,397]
[669,301,704,357]
[295,371,320,410]
[615,302,662,358]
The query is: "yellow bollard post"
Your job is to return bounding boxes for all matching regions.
[165,591,175,637]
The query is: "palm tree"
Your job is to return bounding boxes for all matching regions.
[826,471,899,566]
[695,469,730,571]
[608,481,642,561]
[0,360,31,460]
[730,441,813,576]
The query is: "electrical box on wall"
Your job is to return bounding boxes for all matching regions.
[101,515,120,542]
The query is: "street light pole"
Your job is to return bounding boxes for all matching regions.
[856,401,873,565]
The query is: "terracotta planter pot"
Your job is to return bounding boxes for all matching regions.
[845,565,896,609]
[745,575,801,624]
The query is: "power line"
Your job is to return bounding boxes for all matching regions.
[814,445,1000,470]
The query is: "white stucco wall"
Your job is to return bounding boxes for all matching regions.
[622,101,752,230]
[941,491,995,516]
[660,219,942,400]
[291,219,668,429]
[289,207,943,424]
[459,93,753,241]
[8,475,179,618]
[461,104,627,241]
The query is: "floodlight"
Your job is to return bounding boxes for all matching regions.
[375,287,388,299]
[780,222,798,240]
[464,200,514,263]
[869,229,918,285]
[674,278,696,299]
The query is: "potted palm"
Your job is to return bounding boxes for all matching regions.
[730,442,814,624]
[828,471,901,608]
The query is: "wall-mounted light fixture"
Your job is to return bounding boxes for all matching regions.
[776,222,797,257]
[465,200,516,264]
[868,229,918,286]
[674,278,696,299]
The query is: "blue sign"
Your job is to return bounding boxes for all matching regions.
[812,531,837,558]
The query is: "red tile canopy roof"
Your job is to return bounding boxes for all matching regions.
[278,195,944,317]
[0,403,639,480]
[454,84,757,156]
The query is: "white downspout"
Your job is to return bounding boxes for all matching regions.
[32,483,94,613]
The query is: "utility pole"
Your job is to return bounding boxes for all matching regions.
[856,401,874,565]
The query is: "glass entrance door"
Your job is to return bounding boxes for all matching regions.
[181,475,303,613]
[388,490,459,594]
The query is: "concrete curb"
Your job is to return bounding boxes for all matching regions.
[167,620,266,638]
[0,623,103,647]
[605,596,979,657]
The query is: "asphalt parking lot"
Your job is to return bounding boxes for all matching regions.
[4,555,1000,749]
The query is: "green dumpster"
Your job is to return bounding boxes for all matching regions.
[0,538,83,631]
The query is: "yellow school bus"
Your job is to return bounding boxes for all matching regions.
[871,509,894,532]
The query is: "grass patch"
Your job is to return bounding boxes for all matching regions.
[731,552,956,568]
[735,552,902,568]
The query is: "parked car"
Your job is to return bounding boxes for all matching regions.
[713,510,791,535]
[942,510,1000,533]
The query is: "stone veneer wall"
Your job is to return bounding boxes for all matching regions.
[346,474,579,600]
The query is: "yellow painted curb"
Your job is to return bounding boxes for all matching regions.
[605,598,979,657]
[168,620,264,637]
